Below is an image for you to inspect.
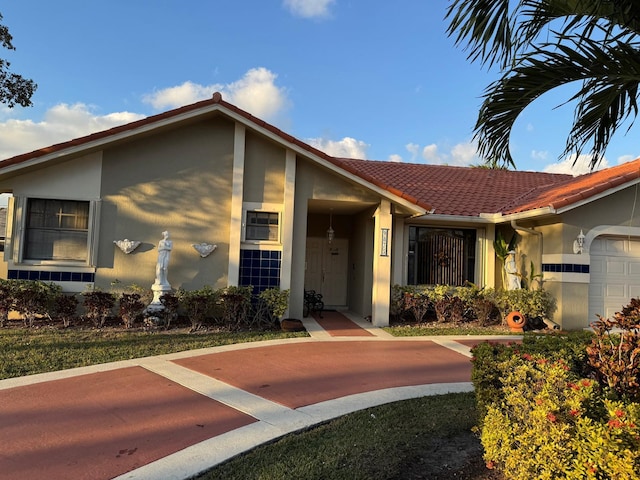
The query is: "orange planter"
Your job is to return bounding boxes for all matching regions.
[505,311,527,332]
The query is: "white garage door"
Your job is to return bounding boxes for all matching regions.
[589,236,640,322]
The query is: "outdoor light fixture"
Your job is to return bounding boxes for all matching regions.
[573,229,585,254]
[327,209,335,244]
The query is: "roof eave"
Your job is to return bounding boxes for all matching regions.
[553,177,640,214]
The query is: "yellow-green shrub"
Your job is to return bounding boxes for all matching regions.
[481,354,640,479]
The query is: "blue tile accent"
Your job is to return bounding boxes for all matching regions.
[542,263,589,274]
[239,249,281,294]
[7,270,95,283]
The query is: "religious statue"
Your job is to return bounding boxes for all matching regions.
[505,250,521,290]
[155,231,173,287]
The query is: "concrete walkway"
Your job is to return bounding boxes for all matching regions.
[0,313,516,480]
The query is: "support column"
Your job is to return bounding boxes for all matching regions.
[372,199,392,327]
[227,123,245,286]
[279,150,296,316]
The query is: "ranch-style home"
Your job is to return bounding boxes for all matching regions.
[0,92,639,330]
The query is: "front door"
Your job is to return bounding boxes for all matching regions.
[305,237,348,307]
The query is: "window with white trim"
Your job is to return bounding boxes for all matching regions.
[245,211,279,241]
[24,199,90,261]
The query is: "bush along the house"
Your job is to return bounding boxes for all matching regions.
[220,285,253,330]
[176,285,219,332]
[118,293,146,329]
[0,279,15,327]
[12,280,61,327]
[53,293,79,328]
[82,290,116,328]
[158,292,180,329]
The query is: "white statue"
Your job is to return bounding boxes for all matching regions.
[155,231,173,287]
[505,250,521,290]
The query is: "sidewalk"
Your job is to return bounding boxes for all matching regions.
[0,313,513,480]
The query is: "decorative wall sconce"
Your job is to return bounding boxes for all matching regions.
[573,230,586,254]
[114,239,141,254]
[380,228,389,256]
[327,209,335,245]
[192,243,217,258]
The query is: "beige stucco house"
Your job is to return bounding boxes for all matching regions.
[0,92,639,330]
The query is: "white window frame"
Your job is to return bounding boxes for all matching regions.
[9,196,101,267]
[241,202,283,245]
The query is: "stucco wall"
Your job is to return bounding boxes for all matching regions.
[98,117,235,291]
[243,132,285,204]
[295,160,380,205]
[0,152,102,199]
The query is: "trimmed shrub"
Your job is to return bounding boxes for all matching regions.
[0,279,15,327]
[53,293,79,328]
[481,354,640,479]
[82,290,116,328]
[220,285,253,330]
[13,280,61,327]
[494,288,557,322]
[118,293,145,329]
[176,285,220,332]
[472,333,593,422]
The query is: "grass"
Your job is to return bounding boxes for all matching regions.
[384,322,517,337]
[0,326,307,380]
[196,392,485,480]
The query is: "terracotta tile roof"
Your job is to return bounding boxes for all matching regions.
[335,159,572,216]
[500,158,640,214]
[2,91,639,218]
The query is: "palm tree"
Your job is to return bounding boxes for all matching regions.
[446,0,640,170]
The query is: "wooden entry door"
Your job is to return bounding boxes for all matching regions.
[305,237,348,307]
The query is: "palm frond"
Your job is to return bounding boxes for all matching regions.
[475,36,640,169]
[445,0,514,68]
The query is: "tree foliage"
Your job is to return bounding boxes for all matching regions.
[0,12,36,108]
[446,0,640,170]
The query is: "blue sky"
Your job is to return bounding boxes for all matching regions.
[0,0,638,175]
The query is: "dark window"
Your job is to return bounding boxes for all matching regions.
[246,211,279,241]
[408,227,476,286]
[24,199,89,261]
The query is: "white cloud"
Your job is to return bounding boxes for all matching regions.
[422,144,441,163]
[309,136,368,158]
[531,150,548,161]
[450,142,478,166]
[388,154,403,163]
[143,68,289,121]
[0,103,144,160]
[617,154,638,165]
[283,0,335,18]
[542,154,610,176]
[405,142,419,162]
[419,141,478,166]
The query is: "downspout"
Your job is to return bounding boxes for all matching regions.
[510,220,560,329]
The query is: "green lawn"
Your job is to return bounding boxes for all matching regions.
[196,392,487,480]
[0,327,307,380]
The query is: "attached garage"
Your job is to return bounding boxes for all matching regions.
[589,236,640,321]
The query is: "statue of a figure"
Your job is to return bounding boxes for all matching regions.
[155,231,173,286]
[505,250,520,290]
